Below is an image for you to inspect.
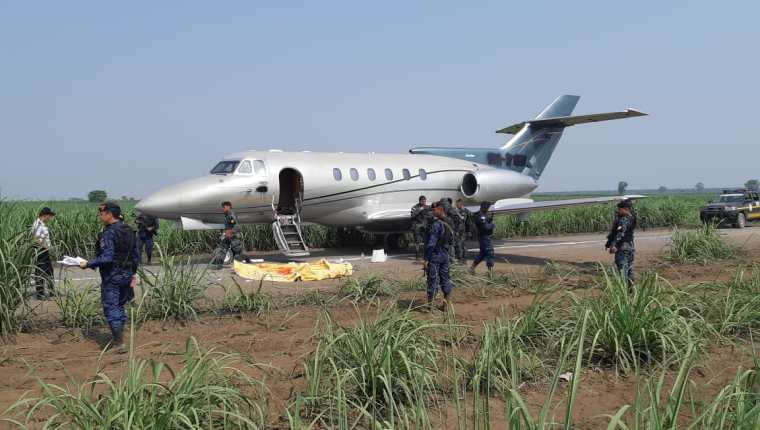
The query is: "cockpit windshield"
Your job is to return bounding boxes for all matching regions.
[210,160,240,175]
[714,194,744,203]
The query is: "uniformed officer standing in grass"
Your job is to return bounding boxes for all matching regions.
[470,201,496,274]
[454,199,472,262]
[211,201,251,269]
[605,199,637,285]
[424,201,454,311]
[79,202,138,353]
[410,195,431,259]
[442,198,459,263]
[135,212,159,265]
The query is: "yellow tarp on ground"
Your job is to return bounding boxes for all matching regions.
[233,259,353,282]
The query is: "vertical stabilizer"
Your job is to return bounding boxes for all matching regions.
[500,95,580,179]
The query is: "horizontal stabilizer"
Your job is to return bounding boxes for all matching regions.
[474,195,646,215]
[496,109,647,134]
[181,216,224,231]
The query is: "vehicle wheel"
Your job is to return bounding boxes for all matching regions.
[734,213,746,229]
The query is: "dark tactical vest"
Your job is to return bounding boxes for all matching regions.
[476,214,494,237]
[97,221,136,269]
[618,214,636,244]
[435,219,454,249]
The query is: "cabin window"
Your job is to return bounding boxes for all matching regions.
[253,160,266,175]
[512,154,527,167]
[367,168,376,181]
[237,160,252,174]
[333,168,342,181]
[384,168,393,180]
[486,152,503,167]
[210,160,239,175]
[419,169,427,180]
[402,168,411,180]
[350,168,359,181]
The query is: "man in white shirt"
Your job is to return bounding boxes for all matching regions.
[31,207,56,299]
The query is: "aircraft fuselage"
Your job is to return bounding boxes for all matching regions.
[136,149,537,232]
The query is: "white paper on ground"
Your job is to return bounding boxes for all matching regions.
[370,249,387,263]
[58,256,87,266]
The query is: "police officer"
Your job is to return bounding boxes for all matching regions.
[79,202,138,353]
[441,198,459,263]
[211,201,251,269]
[470,201,496,274]
[454,199,471,262]
[135,212,159,265]
[424,201,454,311]
[410,195,431,259]
[605,199,636,285]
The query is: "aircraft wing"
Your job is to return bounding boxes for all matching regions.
[474,195,646,216]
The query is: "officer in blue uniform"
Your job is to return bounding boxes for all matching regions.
[605,199,636,285]
[424,201,454,311]
[135,212,159,264]
[79,202,139,353]
[410,195,431,259]
[470,201,496,274]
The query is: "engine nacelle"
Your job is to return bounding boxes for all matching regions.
[460,169,537,202]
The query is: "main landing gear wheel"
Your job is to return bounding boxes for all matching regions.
[381,234,410,251]
[392,234,410,250]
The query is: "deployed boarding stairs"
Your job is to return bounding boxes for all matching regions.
[271,195,310,257]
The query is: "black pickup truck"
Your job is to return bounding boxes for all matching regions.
[700,189,760,228]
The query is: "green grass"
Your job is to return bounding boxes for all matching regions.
[301,309,441,428]
[53,281,103,330]
[3,336,268,429]
[337,275,393,304]
[468,315,544,394]
[571,269,699,373]
[691,266,760,336]
[666,223,739,264]
[136,251,209,322]
[221,279,274,318]
[0,200,37,338]
[608,345,760,429]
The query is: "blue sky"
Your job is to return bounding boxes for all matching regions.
[1,1,758,199]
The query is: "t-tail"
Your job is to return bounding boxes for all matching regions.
[410,95,647,180]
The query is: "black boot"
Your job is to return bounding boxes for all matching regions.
[110,326,127,354]
[441,293,451,312]
[424,294,435,312]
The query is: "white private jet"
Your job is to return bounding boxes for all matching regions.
[136,95,646,256]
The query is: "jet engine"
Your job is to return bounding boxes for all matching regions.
[460,169,537,202]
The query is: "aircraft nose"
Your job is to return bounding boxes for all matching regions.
[136,186,186,218]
